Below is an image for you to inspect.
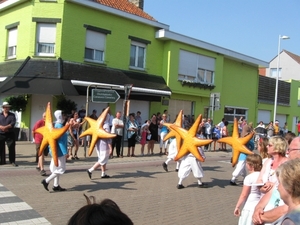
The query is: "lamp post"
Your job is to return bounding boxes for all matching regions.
[273,35,289,123]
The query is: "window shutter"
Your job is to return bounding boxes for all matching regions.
[198,55,215,71]
[8,28,18,47]
[85,30,105,51]
[37,23,56,43]
[179,50,198,77]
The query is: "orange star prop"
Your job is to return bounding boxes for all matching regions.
[35,102,70,167]
[163,110,183,150]
[217,118,254,167]
[170,114,212,162]
[79,107,116,156]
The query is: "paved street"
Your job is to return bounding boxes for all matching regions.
[0,142,242,225]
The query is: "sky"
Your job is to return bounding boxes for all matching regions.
[144,0,299,63]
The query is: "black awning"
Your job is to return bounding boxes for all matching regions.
[0,77,79,95]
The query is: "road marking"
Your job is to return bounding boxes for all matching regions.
[0,183,51,224]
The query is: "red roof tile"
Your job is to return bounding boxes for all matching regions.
[1,0,156,21]
[284,50,300,65]
[94,0,156,21]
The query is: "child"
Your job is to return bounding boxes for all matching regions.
[140,120,150,156]
[212,125,221,151]
[233,154,262,225]
[41,110,69,192]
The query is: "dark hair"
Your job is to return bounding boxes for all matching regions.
[224,121,229,126]
[68,195,133,225]
[284,132,296,145]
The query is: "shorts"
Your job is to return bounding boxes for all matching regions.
[36,143,49,156]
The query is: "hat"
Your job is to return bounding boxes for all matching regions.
[2,102,11,108]
[275,120,279,124]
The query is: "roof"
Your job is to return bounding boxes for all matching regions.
[95,0,156,21]
[0,58,171,98]
[284,50,300,64]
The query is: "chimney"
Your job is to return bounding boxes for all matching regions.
[128,0,144,10]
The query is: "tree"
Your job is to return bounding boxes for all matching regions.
[56,95,77,115]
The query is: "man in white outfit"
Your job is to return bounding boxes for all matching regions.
[177,145,207,189]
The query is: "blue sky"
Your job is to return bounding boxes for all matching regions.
[145,0,299,62]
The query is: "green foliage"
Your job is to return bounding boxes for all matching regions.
[56,95,77,115]
[5,95,29,112]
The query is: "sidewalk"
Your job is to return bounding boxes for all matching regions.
[1,141,233,170]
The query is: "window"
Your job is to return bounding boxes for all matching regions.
[130,41,146,69]
[178,50,215,84]
[270,68,281,78]
[224,106,248,123]
[7,28,18,59]
[85,30,106,62]
[36,23,56,56]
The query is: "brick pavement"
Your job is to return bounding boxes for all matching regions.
[0,142,242,225]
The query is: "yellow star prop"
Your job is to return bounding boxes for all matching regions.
[170,114,212,162]
[35,102,70,167]
[163,110,183,150]
[217,118,254,167]
[79,107,116,156]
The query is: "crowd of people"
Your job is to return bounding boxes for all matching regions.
[2,102,300,224]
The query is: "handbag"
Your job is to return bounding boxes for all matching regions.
[135,134,141,142]
[146,134,151,141]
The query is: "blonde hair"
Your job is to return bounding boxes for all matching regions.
[276,158,300,202]
[259,137,269,159]
[246,154,262,172]
[268,136,288,156]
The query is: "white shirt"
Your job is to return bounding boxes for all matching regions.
[243,172,261,210]
[111,118,123,136]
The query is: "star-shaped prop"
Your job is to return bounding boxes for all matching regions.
[171,114,212,162]
[217,118,254,167]
[79,107,116,156]
[163,110,183,150]
[35,102,70,166]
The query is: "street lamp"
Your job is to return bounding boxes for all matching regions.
[273,35,290,123]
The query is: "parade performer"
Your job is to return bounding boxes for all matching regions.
[41,109,70,192]
[177,134,208,189]
[162,138,180,172]
[86,111,113,179]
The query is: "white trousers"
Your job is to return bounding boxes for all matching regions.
[231,160,246,181]
[178,155,204,179]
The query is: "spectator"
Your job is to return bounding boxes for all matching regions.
[275,158,300,224]
[234,154,263,225]
[0,102,17,166]
[266,121,274,138]
[68,194,133,225]
[148,114,158,155]
[126,113,138,157]
[111,111,123,158]
[159,113,169,155]
[32,112,47,176]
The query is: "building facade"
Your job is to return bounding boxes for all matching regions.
[1,0,278,140]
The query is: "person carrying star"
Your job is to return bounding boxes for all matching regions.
[41,110,70,192]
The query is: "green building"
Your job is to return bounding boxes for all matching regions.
[4,0,298,140]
